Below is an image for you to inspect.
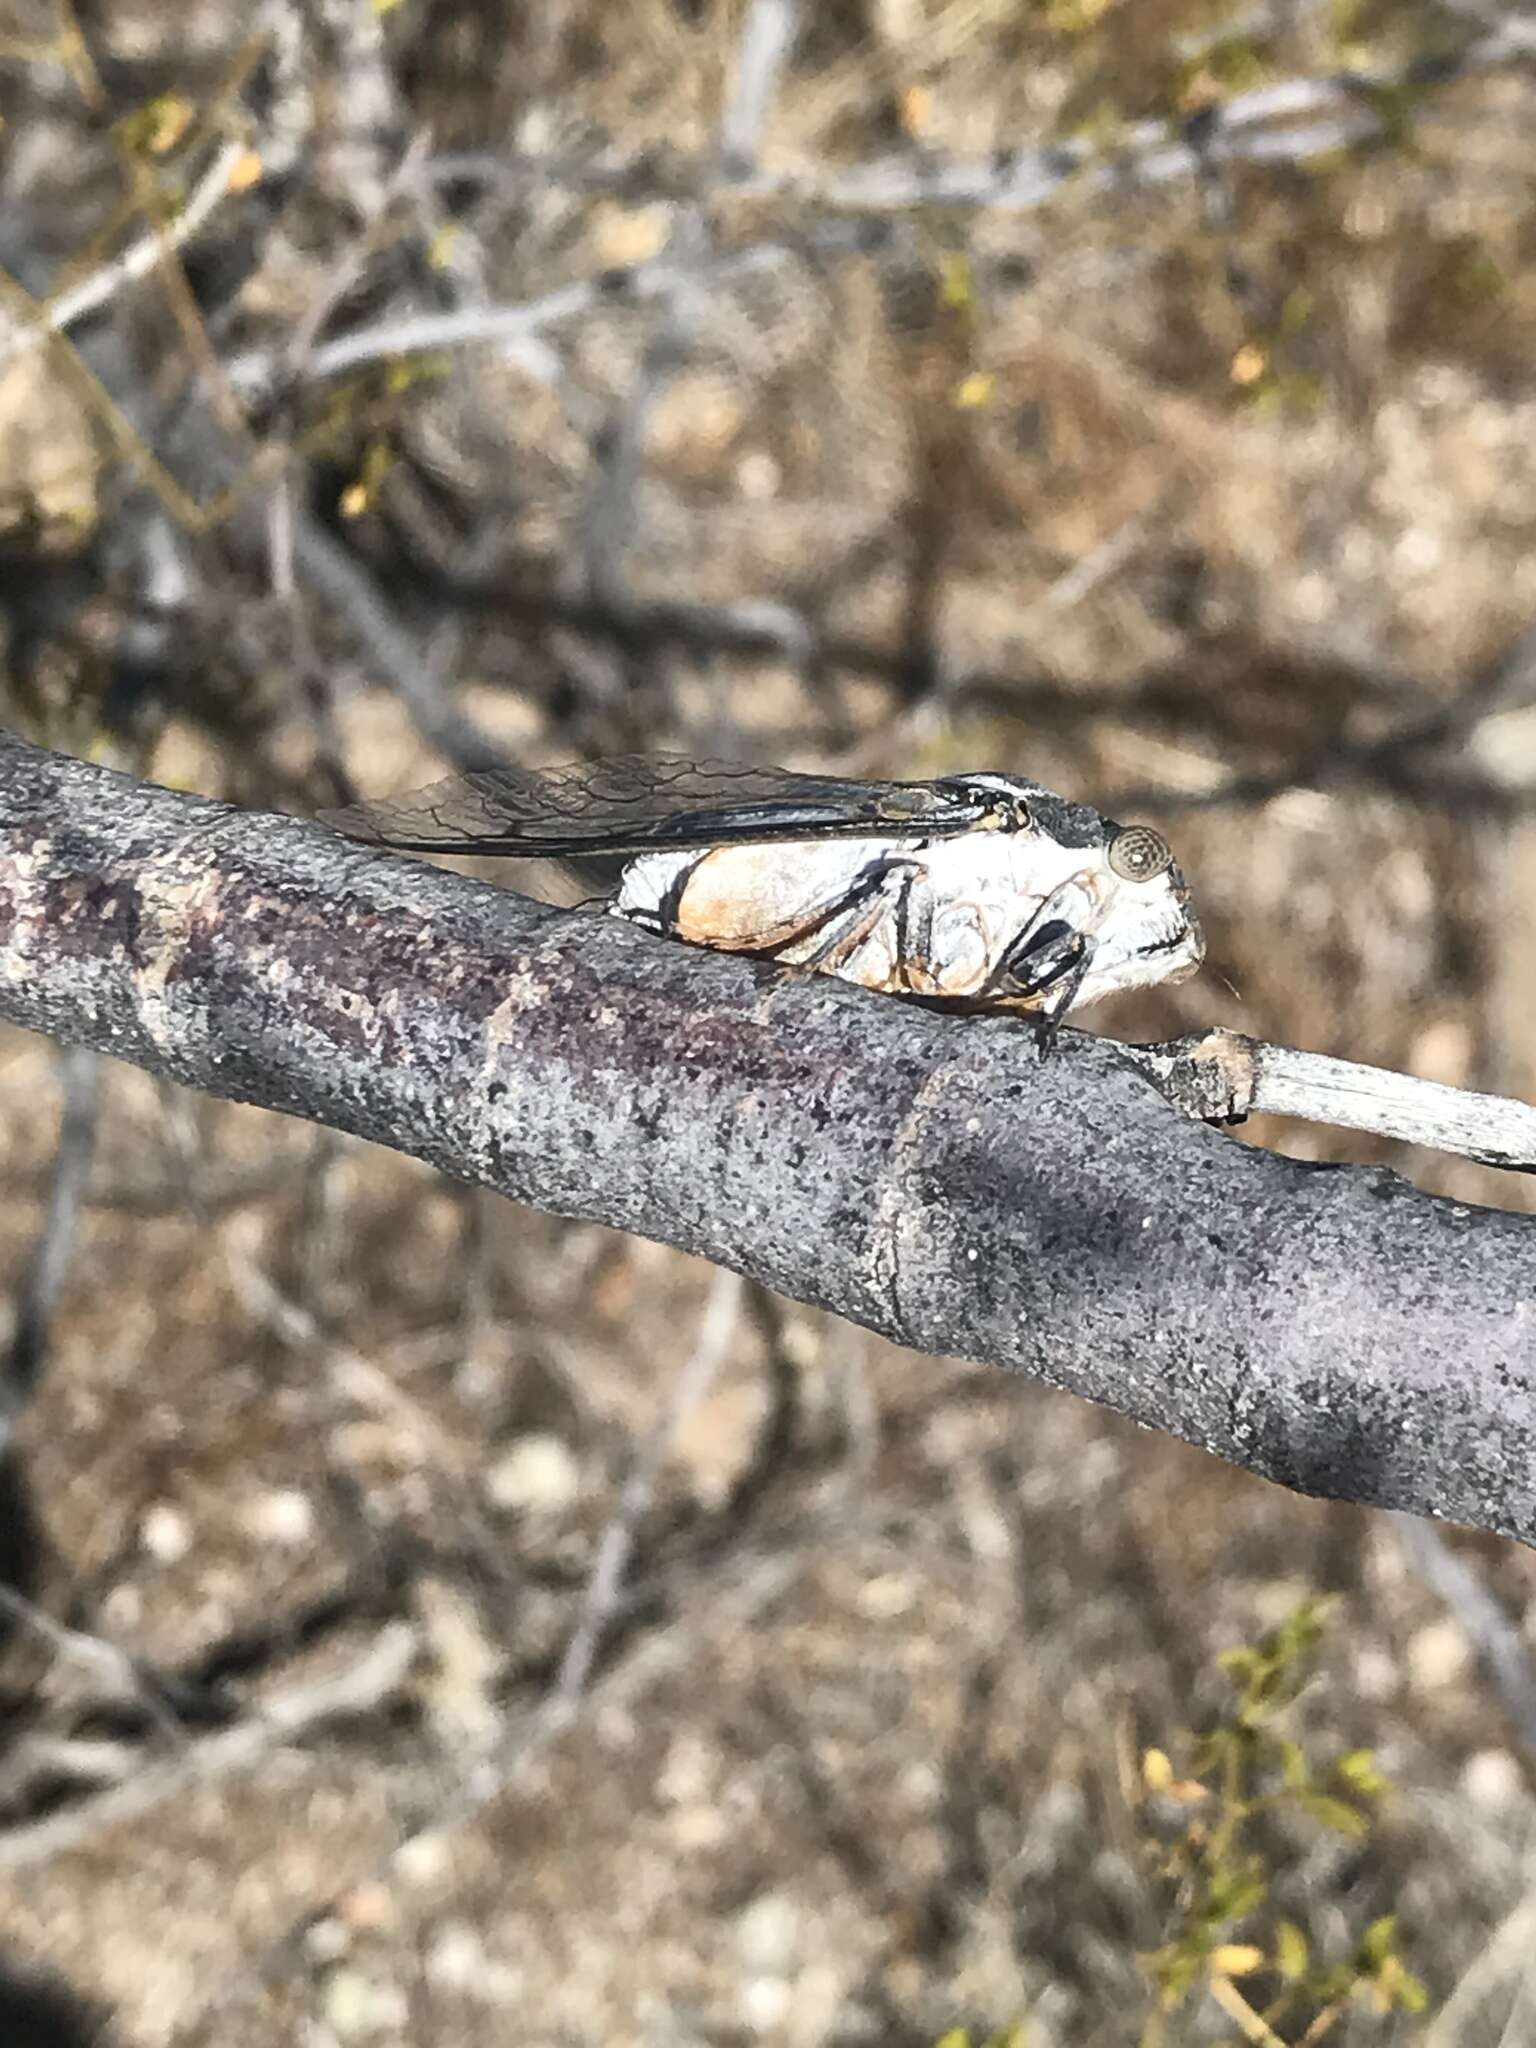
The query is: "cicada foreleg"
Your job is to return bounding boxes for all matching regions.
[987,875,1105,1057]
[1027,934,1096,1057]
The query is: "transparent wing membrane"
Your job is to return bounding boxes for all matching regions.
[320,754,1002,858]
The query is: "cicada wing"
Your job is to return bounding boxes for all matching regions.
[319,754,985,858]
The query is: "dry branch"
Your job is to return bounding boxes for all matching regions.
[1123,1031,1536,1174]
[0,1623,417,1875]
[2,735,1535,1542]
[0,138,253,372]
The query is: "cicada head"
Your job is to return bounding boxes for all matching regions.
[1077,820,1205,1005]
[969,781,1204,1014]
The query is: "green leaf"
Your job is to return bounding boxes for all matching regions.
[1334,1749,1389,1801]
[1298,1792,1370,1838]
[1388,1965,1431,2013]
[1204,1866,1268,1924]
[1275,1920,1309,1981]
[1218,1648,1261,1684]
[1360,1916,1399,1966]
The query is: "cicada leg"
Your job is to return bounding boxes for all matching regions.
[989,910,1098,1059]
[771,856,924,977]
[1028,937,1095,1058]
[893,866,936,994]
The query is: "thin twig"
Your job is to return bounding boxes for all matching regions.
[1122,1030,1536,1174]
[756,21,1536,215]
[2,1043,98,1432]
[0,1624,417,1873]
[389,23,1536,239]
[718,0,799,173]
[0,139,251,371]
[549,1267,743,1713]
[577,0,798,636]
[0,1584,187,1746]
[399,23,1535,222]
[1393,1513,1536,1752]
[224,245,780,395]
[283,498,508,772]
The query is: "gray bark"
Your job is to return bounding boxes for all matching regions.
[2,732,1533,1542]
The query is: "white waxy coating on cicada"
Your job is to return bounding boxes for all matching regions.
[612,792,1203,1018]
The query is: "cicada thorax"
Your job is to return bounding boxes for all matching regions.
[897,896,999,999]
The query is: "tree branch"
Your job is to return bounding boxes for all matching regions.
[2,735,1535,1542]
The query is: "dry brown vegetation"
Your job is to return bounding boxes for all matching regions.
[2,0,1536,2042]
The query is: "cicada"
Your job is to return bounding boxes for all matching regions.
[321,755,1204,1032]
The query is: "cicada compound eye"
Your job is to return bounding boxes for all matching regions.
[1108,824,1173,882]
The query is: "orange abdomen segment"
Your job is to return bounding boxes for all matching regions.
[671,845,865,951]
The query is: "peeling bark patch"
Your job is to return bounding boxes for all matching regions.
[483,961,569,1043]
[2,840,134,975]
[129,867,228,1049]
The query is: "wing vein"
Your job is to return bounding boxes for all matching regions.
[319,755,995,858]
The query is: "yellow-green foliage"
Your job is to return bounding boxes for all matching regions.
[935,1600,1429,2048]
[1138,1597,1428,2044]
